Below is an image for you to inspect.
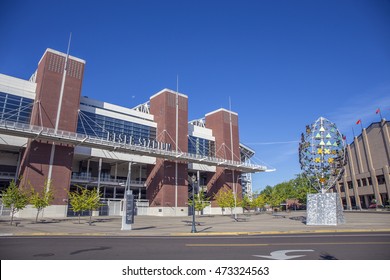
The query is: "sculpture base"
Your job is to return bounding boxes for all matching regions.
[306,193,345,225]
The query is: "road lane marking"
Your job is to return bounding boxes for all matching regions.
[186,243,270,247]
[254,250,315,260]
[186,242,390,247]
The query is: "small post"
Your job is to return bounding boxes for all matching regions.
[121,190,134,231]
[191,174,197,233]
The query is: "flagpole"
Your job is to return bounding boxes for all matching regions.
[175,75,179,216]
[356,119,363,131]
[47,32,72,192]
[376,108,383,120]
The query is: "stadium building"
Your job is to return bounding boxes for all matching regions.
[334,119,390,209]
[0,48,268,217]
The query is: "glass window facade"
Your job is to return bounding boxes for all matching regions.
[0,92,33,124]
[77,110,156,144]
[188,135,215,157]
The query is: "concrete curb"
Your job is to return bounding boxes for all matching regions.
[171,228,390,236]
[2,228,389,237]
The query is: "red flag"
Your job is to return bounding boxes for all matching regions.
[356,119,361,125]
[376,108,380,114]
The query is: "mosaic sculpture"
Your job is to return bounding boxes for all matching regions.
[299,117,346,225]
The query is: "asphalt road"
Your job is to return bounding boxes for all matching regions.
[1,232,389,260]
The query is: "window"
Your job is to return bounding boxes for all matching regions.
[77,110,156,143]
[188,136,215,157]
[0,92,33,124]
[377,175,385,185]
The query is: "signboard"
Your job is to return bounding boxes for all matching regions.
[125,192,134,225]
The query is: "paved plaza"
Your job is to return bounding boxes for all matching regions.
[0,210,389,236]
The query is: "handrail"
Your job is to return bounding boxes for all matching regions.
[0,119,269,173]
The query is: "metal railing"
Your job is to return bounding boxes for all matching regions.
[0,119,268,173]
[70,173,146,187]
[0,172,16,179]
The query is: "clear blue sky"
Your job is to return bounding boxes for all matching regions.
[1,0,389,192]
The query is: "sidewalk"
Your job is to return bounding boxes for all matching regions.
[0,210,389,236]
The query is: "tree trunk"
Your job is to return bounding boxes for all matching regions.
[10,208,15,226]
[35,210,40,223]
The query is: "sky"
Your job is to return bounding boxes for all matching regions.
[1,0,390,192]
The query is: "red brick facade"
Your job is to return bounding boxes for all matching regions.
[205,109,242,206]
[146,90,189,208]
[19,50,85,204]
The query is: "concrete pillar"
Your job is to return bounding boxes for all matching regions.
[380,119,390,160]
[87,159,90,179]
[335,181,344,207]
[97,158,102,193]
[343,173,352,210]
[383,165,390,204]
[362,129,382,205]
[139,165,142,184]
[347,145,362,209]
[364,195,370,208]
[127,162,132,193]
[14,150,22,181]
[354,136,365,173]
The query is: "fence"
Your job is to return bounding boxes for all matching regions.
[67,199,150,217]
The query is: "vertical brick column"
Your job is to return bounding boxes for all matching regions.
[147,89,188,214]
[19,49,85,205]
[205,109,242,206]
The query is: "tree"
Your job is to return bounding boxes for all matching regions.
[84,188,102,226]
[251,193,266,210]
[188,192,210,215]
[68,187,85,224]
[29,180,54,223]
[241,194,252,212]
[260,185,274,207]
[293,174,317,204]
[214,187,237,216]
[259,174,318,209]
[68,186,102,225]
[1,180,29,225]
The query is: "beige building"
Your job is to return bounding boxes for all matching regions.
[333,119,390,209]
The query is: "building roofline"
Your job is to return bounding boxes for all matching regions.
[38,48,86,65]
[349,118,388,145]
[205,108,238,117]
[150,88,188,100]
[239,143,256,154]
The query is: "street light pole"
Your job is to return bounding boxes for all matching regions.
[191,174,197,233]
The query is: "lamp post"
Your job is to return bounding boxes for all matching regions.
[191,174,197,233]
[233,175,242,220]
